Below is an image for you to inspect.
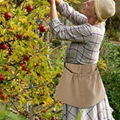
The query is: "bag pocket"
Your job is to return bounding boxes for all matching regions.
[55,66,74,94]
[77,66,98,78]
[61,67,74,80]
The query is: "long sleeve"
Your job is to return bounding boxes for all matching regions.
[48,18,92,43]
[56,0,88,25]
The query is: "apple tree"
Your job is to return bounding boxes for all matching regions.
[0,0,63,119]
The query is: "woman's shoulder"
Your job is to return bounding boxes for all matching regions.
[86,22,106,35]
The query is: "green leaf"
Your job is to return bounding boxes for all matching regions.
[74,110,83,120]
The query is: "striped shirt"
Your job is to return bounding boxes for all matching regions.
[48,0,106,64]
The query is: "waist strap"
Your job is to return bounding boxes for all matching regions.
[64,62,98,74]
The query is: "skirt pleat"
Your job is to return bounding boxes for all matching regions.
[62,92,115,120]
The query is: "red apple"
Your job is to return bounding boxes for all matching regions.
[4,12,12,20]
[16,34,23,39]
[51,117,57,120]
[20,63,26,70]
[0,90,3,95]
[26,5,34,12]
[0,43,8,50]
[0,94,7,100]
[41,108,47,113]
[38,25,46,32]
[0,74,4,81]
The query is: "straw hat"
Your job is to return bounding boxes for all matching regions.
[94,0,116,22]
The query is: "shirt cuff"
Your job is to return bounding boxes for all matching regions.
[57,0,65,8]
[57,0,65,12]
[48,18,61,29]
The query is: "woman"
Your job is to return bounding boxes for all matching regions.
[48,0,116,119]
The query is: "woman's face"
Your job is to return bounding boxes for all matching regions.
[81,0,96,18]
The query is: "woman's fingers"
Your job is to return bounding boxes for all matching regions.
[55,0,62,6]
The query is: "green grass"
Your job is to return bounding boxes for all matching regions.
[0,104,28,120]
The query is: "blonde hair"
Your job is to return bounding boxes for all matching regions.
[89,0,103,24]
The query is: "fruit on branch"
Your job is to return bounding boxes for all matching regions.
[0,89,7,100]
[0,94,7,100]
[0,43,8,50]
[51,117,58,120]
[38,25,46,32]
[16,34,23,39]
[20,63,26,70]
[41,108,47,113]
[20,62,30,73]
[0,74,4,81]
[0,90,3,95]
[0,90,6,101]
[26,5,34,12]
[4,12,12,20]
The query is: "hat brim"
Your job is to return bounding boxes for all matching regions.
[94,0,105,22]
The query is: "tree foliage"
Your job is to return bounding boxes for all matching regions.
[0,0,63,119]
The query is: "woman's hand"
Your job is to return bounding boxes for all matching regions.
[55,0,62,6]
[48,0,58,20]
[48,0,62,6]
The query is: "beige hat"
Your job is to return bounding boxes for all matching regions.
[94,0,116,22]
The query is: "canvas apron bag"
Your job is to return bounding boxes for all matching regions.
[54,62,106,108]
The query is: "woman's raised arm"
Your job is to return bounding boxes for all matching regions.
[55,0,88,25]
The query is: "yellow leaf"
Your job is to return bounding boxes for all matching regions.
[98,58,107,71]
[14,56,19,62]
[19,95,26,104]
[43,97,53,107]
[19,18,28,24]
[7,28,14,33]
